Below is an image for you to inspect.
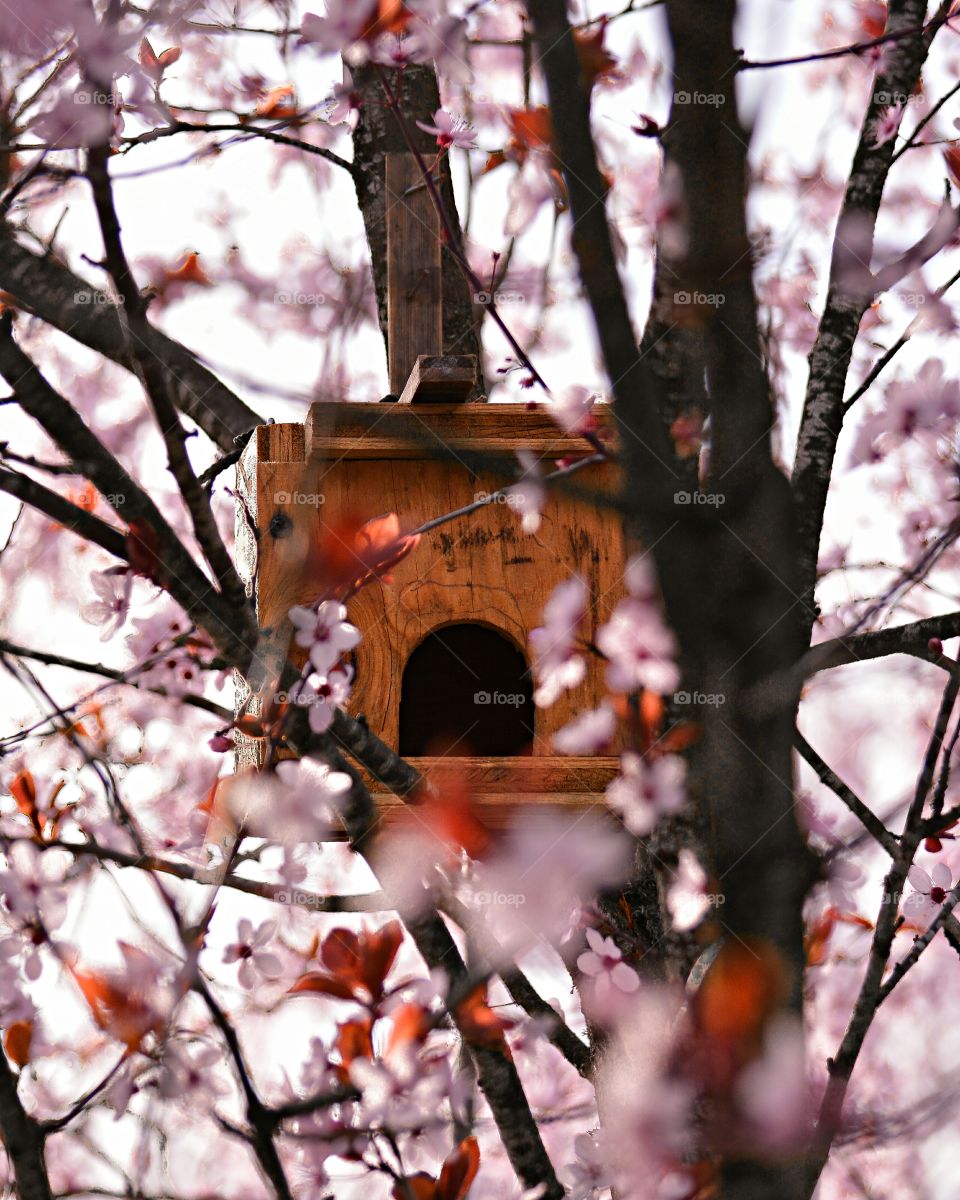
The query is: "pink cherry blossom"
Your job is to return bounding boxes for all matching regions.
[870,104,905,148]
[415,108,477,151]
[666,849,711,931]
[157,1040,229,1106]
[0,841,69,930]
[507,448,546,534]
[296,663,354,733]
[31,90,120,149]
[289,600,361,674]
[226,755,349,843]
[596,595,680,695]
[905,861,954,924]
[300,1,378,55]
[734,1015,812,1152]
[551,387,598,435]
[553,703,617,754]
[348,1043,456,1132]
[529,576,588,707]
[80,568,132,640]
[564,1130,616,1200]
[577,927,640,1008]
[606,753,687,836]
[222,918,283,989]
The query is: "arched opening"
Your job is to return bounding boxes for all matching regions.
[399,623,535,757]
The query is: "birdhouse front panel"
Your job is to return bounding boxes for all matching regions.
[236,403,623,816]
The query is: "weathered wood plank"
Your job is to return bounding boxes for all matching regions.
[362,755,619,793]
[386,153,442,394]
[306,401,616,460]
[397,354,478,404]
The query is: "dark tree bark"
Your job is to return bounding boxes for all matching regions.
[0,1051,53,1200]
[527,3,818,1195]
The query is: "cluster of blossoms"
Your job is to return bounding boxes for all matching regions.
[300,0,471,83]
[529,575,589,707]
[124,607,223,697]
[288,600,361,732]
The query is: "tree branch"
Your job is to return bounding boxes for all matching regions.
[0,230,261,452]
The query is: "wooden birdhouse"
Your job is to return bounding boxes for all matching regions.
[235,154,624,824]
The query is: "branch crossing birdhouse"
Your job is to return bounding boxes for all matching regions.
[235,154,625,826]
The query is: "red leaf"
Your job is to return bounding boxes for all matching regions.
[945,145,960,189]
[385,1002,432,1057]
[138,37,160,74]
[10,769,43,838]
[4,1021,33,1068]
[437,1137,480,1200]
[289,971,358,1003]
[360,1,413,39]
[407,772,493,860]
[573,23,618,89]
[507,107,553,153]
[161,251,211,287]
[334,1017,373,1069]
[254,84,298,119]
[125,518,166,584]
[392,1176,438,1200]
[157,47,181,68]
[453,985,513,1056]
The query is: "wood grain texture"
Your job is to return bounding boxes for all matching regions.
[386,153,442,394]
[305,401,618,460]
[237,407,625,805]
[362,755,619,793]
[397,354,478,404]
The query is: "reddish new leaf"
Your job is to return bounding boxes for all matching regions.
[254,84,298,119]
[4,1021,33,1068]
[437,1136,480,1200]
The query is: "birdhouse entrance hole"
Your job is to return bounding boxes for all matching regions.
[398,624,535,758]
